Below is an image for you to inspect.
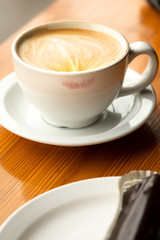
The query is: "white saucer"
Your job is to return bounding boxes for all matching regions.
[0,69,156,146]
[1,177,120,240]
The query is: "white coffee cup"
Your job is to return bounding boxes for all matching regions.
[12,21,158,128]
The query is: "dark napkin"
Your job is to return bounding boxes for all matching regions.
[147,0,160,11]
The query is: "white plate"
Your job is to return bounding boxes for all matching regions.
[0,69,156,146]
[0,177,120,240]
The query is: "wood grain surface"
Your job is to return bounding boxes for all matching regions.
[0,0,160,225]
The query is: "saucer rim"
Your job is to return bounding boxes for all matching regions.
[0,71,156,146]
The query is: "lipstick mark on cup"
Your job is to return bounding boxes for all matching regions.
[62,78,95,89]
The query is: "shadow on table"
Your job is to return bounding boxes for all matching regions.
[1,116,159,183]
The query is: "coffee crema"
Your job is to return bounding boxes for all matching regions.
[18,28,123,72]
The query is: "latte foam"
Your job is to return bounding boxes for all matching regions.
[18,29,123,72]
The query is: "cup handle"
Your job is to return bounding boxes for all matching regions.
[118,41,158,97]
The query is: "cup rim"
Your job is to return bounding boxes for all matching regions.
[12,20,129,75]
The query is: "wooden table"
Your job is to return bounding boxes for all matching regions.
[0,0,160,226]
